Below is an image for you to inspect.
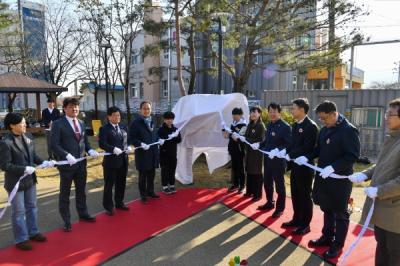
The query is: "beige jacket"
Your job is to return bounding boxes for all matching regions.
[362,129,400,233]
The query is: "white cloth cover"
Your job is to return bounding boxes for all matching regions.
[172,93,249,184]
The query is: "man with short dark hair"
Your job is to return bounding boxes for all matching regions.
[225,107,247,193]
[349,98,400,266]
[282,98,318,235]
[129,101,160,203]
[41,98,61,160]
[157,111,181,194]
[99,106,130,216]
[295,100,360,259]
[51,97,100,232]
[258,102,292,218]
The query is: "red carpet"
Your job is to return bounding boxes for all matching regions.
[222,191,376,265]
[0,188,227,266]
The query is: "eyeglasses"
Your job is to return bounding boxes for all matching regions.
[385,111,399,119]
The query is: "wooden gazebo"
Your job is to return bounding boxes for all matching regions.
[0,72,68,120]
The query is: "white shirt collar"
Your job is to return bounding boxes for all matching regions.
[48,107,54,113]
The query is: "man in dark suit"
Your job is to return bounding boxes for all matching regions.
[99,106,130,216]
[282,98,318,235]
[51,97,100,232]
[0,112,54,250]
[295,101,360,259]
[258,102,292,218]
[128,101,160,203]
[41,98,61,160]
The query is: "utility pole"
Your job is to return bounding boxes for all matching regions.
[327,0,335,90]
[218,17,223,94]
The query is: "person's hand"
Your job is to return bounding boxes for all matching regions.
[276,149,287,159]
[364,187,378,199]
[158,139,165,146]
[24,166,36,175]
[320,165,335,179]
[168,131,179,139]
[250,142,260,150]
[238,135,246,142]
[88,149,100,157]
[66,153,77,166]
[349,172,368,183]
[294,156,308,166]
[113,147,123,155]
[268,148,279,159]
[141,142,150,150]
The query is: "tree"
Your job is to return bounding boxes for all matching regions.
[198,0,367,93]
[77,0,143,122]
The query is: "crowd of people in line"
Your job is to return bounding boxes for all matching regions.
[1,96,400,266]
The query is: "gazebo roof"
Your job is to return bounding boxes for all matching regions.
[0,72,68,93]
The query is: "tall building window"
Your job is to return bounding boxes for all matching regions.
[131,49,139,65]
[140,48,144,63]
[292,75,297,90]
[163,48,169,59]
[161,80,168,98]
[130,83,139,98]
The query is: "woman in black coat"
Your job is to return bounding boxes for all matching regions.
[0,113,53,250]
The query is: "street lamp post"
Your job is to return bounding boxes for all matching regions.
[100,42,112,110]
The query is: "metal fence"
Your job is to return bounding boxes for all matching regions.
[262,89,400,159]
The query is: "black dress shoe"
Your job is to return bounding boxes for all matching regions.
[323,243,343,259]
[116,205,129,211]
[257,202,275,211]
[282,220,300,228]
[272,211,283,218]
[308,236,333,247]
[243,193,252,197]
[79,216,96,222]
[228,185,238,192]
[252,196,262,202]
[105,209,114,216]
[30,233,47,242]
[148,193,160,199]
[292,226,311,235]
[63,223,72,232]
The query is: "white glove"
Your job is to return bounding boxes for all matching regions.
[158,139,165,146]
[349,172,368,183]
[250,142,260,150]
[294,156,308,166]
[320,165,335,179]
[113,147,123,155]
[141,142,150,150]
[88,149,100,157]
[66,153,77,166]
[284,154,291,161]
[24,166,36,175]
[223,125,231,132]
[268,148,279,159]
[238,135,246,142]
[42,160,56,168]
[364,186,378,199]
[276,149,287,159]
[232,132,240,139]
[127,146,134,153]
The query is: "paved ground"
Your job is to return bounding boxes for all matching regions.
[103,204,329,266]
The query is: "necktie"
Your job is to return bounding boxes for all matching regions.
[115,125,121,136]
[73,119,81,141]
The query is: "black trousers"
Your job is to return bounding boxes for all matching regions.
[230,152,245,188]
[322,209,350,247]
[58,161,89,223]
[246,174,263,198]
[375,225,400,266]
[138,169,156,197]
[160,158,177,187]
[45,130,54,160]
[264,165,286,211]
[103,163,128,211]
[290,165,314,226]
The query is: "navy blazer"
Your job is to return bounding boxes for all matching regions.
[98,122,128,168]
[128,116,159,171]
[0,133,43,192]
[41,108,61,128]
[50,116,92,170]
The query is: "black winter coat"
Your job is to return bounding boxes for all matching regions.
[157,123,182,163]
[128,116,159,171]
